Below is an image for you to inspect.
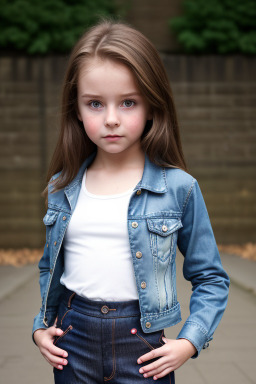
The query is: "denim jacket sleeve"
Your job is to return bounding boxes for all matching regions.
[176,178,230,357]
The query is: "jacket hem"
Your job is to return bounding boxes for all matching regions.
[140,303,182,333]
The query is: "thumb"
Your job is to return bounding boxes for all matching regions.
[50,325,63,336]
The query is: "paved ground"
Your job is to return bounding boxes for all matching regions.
[0,252,255,384]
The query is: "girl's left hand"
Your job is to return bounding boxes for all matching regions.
[137,338,197,380]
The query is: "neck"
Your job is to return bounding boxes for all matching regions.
[92,148,145,172]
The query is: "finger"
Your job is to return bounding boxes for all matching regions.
[53,363,64,370]
[50,344,68,358]
[141,362,170,378]
[44,349,68,367]
[139,356,167,374]
[50,326,64,336]
[42,351,63,370]
[153,367,174,380]
[137,347,163,364]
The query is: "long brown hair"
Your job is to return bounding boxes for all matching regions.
[44,19,187,200]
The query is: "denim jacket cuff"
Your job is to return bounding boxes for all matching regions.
[32,308,58,345]
[32,312,48,346]
[176,321,212,358]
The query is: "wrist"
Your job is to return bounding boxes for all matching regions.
[178,338,197,357]
[33,328,46,345]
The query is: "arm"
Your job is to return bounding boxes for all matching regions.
[136,179,230,380]
[176,179,230,357]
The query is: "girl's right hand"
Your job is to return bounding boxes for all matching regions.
[33,326,69,370]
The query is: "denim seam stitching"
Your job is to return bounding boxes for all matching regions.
[183,320,209,336]
[53,325,73,345]
[104,319,116,381]
[181,178,196,219]
[60,309,72,326]
[136,333,154,350]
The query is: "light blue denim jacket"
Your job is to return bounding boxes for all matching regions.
[32,152,229,357]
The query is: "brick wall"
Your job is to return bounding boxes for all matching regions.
[0,55,255,247]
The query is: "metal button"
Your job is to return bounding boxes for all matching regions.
[132,222,138,228]
[101,305,109,314]
[136,190,141,195]
[46,243,48,248]
[54,241,57,246]
[145,322,151,329]
[162,225,168,232]
[141,281,146,289]
[63,216,67,221]
[136,251,142,259]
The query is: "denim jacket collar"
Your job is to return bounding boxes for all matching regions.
[138,155,167,194]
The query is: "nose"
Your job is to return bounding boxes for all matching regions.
[104,106,120,128]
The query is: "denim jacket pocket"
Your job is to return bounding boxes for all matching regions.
[147,218,183,262]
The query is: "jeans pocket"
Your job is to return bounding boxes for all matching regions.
[53,304,74,346]
[133,329,165,351]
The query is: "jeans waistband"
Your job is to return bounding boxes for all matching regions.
[61,286,141,318]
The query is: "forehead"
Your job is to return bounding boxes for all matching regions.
[78,57,140,92]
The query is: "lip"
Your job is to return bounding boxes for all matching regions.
[104,135,122,142]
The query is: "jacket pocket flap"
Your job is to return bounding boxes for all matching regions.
[43,210,59,225]
[147,218,183,236]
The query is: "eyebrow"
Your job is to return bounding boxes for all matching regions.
[81,92,141,98]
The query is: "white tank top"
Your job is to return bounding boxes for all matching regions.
[60,169,139,301]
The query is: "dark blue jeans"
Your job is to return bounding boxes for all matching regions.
[53,287,175,383]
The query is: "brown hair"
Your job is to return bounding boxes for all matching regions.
[44,19,187,200]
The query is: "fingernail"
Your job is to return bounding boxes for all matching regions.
[153,376,158,380]
[64,352,68,357]
[58,365,63,370]
[162,337,167,343]
[137,359,142,364]
[139,368,144,373]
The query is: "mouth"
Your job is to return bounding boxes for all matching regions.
[104,135,122,141]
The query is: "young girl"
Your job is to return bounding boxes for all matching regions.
[32,20,229,383]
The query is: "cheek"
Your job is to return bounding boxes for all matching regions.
[127,115,147,135]
[82,116,100,137]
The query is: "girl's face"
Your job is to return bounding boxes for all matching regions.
[77,58,151,158]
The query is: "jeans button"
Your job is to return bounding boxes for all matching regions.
[101,305,109,314]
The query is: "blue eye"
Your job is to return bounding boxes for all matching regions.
[123,100,135,108]
[90,101,102,108]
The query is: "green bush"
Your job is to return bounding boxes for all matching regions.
[169,0,256,54]
[0,0,118,55]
